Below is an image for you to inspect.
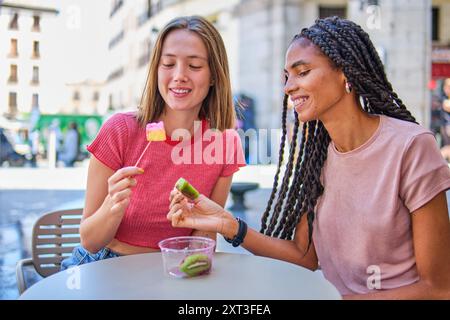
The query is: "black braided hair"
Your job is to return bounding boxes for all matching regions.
[260,94,289,233]
[260,16,417,252]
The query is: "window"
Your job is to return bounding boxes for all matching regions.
[138,38,151,67]
[147,0,153,18]
[319,6,347,19]
[9,13,18,30]
[110,0,123,17]
[9,65,18,83]
[108,94,114,110]
[32,94,39,107]
[9,92,17,115]
[32,41,40,58]
[93,91,99,101]
[108,30,124,49]
[32,15,41,32]
[73,91,80,101]
[10,39,18,57]
[432,7,439,42]
[107,67,124,81]
[139,0,155,25]
[32,66,39,84]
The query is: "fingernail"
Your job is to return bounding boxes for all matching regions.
[138,168,144,174]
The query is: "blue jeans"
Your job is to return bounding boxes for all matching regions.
[60,245,121,271]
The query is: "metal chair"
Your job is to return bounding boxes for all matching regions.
[16,208,82,294]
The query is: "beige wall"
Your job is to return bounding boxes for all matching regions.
[235,0,432,129]
[348,0,431,126]
[105,0,239,112]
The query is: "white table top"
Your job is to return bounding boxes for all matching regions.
[20,252,341,300]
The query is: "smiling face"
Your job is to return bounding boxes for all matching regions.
[284,38,347,123]
[158,29,212,114]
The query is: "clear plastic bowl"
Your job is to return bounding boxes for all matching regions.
[158,236,216,278]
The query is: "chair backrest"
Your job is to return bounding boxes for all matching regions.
[31,208,82,277]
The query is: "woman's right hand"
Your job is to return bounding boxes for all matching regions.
[107,166,143,216]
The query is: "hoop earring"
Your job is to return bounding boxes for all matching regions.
[345,81,352,94]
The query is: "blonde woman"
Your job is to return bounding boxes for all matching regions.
[61,16,245,269]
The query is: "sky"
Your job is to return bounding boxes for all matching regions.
[50,0,110,83]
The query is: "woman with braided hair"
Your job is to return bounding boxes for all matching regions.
[168,17,450,299]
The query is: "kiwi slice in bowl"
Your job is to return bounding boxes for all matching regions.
[179,253,211,277]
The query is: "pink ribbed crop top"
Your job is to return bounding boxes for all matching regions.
[87,112,245,248]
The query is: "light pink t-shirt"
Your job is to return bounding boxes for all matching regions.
[313,115,450,295]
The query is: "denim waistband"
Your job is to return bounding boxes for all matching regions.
[72,245,121,261]
[104,247,122,257]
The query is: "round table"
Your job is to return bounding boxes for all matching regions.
[20,252,341,300]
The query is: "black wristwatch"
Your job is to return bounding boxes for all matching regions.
[223,217,247,247]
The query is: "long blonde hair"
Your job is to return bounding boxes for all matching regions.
[137,16,235,130]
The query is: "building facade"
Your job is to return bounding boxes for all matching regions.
[105,0,239,113]
[105,0,444,146]
[62,79,106,115]
[0,0,58,120]
[235,0,436,130]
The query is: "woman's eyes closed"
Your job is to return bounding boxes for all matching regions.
[160,62,203,70]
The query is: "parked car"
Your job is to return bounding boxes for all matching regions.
[0,128,27,167]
